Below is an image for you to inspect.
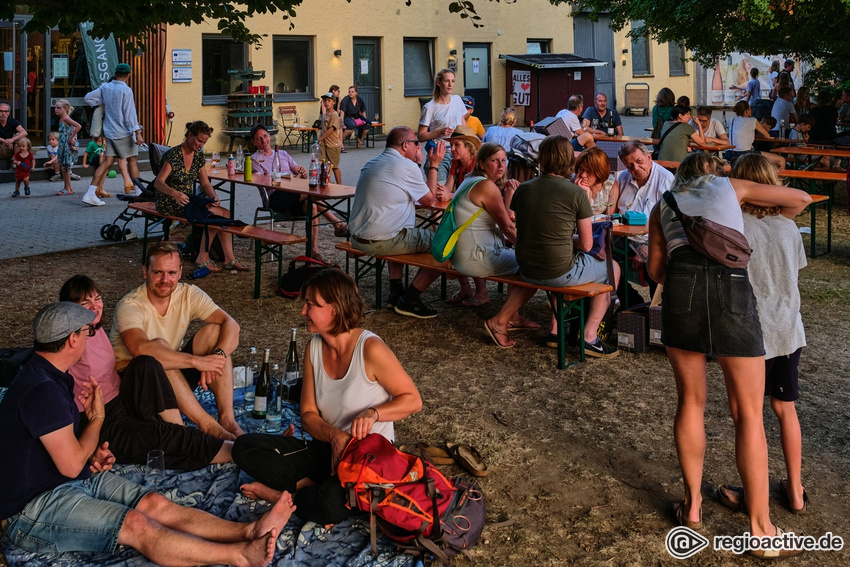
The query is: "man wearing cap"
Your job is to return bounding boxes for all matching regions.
[349,126,445,318]
[318,92,343,184]
[0,304,295,564]
[461,96,485,138]
[110,241,244,441]
[83,62,144,206]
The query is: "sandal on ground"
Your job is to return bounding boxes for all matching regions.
[446,442,488,477]
[508,319,542,331]
[333,223,350,238]
[779,479,809,515]
[746,527,804,559]
[716,484,748,515]
[674,500,703,531]
[446,290,473,304]
[224,259,249,272]
[196,260,222,272]
[55,188,73,196]
[484,321,515,349]
[399,442,455,466]
[462,296,490,308]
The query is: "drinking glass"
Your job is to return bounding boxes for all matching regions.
[211,151,221,174]
[591,119,599,131]
[374,113,380,123]
[145,449,165,488]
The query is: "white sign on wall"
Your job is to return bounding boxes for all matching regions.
[172,67,192,83]
[512,70,531,107]
[172,49,191,66]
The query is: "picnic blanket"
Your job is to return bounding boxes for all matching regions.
[0,387,422,567]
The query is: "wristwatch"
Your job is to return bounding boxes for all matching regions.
[212,347,227,358]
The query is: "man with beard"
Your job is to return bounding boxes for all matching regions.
[110,242,244,441]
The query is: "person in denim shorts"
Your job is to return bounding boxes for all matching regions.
[647,152,811,558]
[0,302,295,565]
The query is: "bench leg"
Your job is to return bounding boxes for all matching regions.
[254,239,263,299]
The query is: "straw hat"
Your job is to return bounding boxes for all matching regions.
[447,125,481,151]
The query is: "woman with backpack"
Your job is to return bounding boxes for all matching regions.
[233,269,422,525]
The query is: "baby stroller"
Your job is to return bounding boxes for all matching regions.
[507,132,544,184]
[99,144,170,242]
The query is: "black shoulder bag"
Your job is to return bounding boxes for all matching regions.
[651,122,682,160]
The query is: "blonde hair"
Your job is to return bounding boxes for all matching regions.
[48,131,59,141]
[433,68,455,99]
[55,99,73,113]
[672,152,724,191]
[15,137,32,152]
[729,152,782,186]
[499,107,517,127]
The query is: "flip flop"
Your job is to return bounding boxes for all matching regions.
[674,500,703,531]
[716,484,748,515]
[224,259,250,272]
[779,479,809,515]
[462,296,490,308]
[446,290,473,304]
[196,260,222,273]
[507,319,542,331]
[484,321,515,349]
[446,442,488,477]
[399,443,455,466]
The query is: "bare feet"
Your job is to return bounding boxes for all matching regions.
[249,491,296,540]
[238,528,278,567]
[241,482,283,503]
[220,417,246,438]
[201,420,238,441]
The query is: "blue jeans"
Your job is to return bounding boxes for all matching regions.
[3,472,151,555]
[521,252,609,288]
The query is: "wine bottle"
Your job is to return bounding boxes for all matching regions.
[711,59,724,105]
[252,348,270,418]
[245,347,257,404]
[284,327,301,402]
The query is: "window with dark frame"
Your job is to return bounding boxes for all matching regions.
[631,21,651,76]
[202,35,246,104]
[668,42,687,76]
[403,38,435,97]
[273,36,314,100]
[526,39,551,54]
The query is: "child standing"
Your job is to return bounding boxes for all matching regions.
[318,92,342,184]
[11,138,33,197]
[44,131,61,180]
[53,99,84,199]
[82,136,111,198]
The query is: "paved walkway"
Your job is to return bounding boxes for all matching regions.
[0,115,652,260]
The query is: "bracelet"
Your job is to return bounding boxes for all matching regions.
[91,415,104,421]
[428,166,439,171]
[212,347,227,358]
[369,407,380,421]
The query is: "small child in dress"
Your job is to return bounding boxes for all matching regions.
[44,131,60,180]
[318,92,342,184]
[53,99,82,198]
[11,138,33,197]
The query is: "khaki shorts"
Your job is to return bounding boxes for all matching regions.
[106,135,139,159]
[320,144,341,168]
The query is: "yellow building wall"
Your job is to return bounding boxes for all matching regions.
[165,0,582,151]
[613,28,695,116]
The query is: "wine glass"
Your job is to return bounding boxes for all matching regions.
[374,113,380,123]
[211,151,220,174]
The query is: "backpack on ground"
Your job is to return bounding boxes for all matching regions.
[337,434,486,564]
[0,347,33,388]
[275,255,337,298]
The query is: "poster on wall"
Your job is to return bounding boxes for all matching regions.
[701,53,809,107]
[52,54,69,79]
[512,70,531,107]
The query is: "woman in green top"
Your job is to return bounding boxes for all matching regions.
[651,87,676,138]
[657,106,707,163]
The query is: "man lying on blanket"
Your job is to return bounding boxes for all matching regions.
[0,301,295,565]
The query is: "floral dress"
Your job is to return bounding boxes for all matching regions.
[57,121,76,170]
[156,145,205,216]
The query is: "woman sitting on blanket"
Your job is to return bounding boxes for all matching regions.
[233,269,422,525]
[61,275,232,470]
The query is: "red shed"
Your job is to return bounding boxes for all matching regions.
[499,53,607,126]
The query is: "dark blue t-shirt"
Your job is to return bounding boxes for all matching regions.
[581,106,622,131]
[0,354,89,519]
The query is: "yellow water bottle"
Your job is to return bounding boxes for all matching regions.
[244,154,252,182]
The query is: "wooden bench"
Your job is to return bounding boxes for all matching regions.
[128,202,306,298]
[335,242,613,368]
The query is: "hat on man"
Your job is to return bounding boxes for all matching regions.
[250,122,269,139]
[320,92,336,100]
[33,302,96,343]
[115,63,132,74]
[461,96,475,109]
[448,124,481,151]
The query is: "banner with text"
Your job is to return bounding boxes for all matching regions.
[512,70,531,107]
[79,22,119,90]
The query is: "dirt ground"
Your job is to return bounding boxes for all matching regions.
[1,198,848,566]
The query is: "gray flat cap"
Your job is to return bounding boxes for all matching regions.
[33,302,96,343]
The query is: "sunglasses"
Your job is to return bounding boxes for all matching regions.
[405,139,421,146]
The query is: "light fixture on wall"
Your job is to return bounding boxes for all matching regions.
[334,49,342,58]
[447,49,458,72]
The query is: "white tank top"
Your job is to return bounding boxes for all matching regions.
[660,176,744,255]
[310,330,394,442]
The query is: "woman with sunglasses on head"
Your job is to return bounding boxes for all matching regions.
[233,269,422,525]
[61,275,232,470]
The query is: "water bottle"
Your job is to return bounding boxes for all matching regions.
[243,154,252,182]
[235,146,244,171]
[245,347,258,404]
[308,158,319,188]
[271,144,282,185]
[310,142,321,162]
[187,265,211,280]
[227,154,235,175]
[779,119,786,139]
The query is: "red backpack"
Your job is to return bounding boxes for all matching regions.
[337,434,486,564]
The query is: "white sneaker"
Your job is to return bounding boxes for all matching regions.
[69,172,81,180]
[81,194,106,207]
[50,173,62,181]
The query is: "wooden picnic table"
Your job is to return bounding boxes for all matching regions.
[208,170,356,256]
[591,132,734,152]
[771,145,850,171]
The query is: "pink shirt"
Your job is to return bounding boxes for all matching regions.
[69,327,121,411]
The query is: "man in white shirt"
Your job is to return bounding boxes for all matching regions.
[555,94,596,151]
[771,87,799,134]
[348,126,444,318]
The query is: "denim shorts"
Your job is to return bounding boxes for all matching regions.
[661,246,765,357]
[521,252,609,288]
[3,472,151,555]
[352,227,433,256]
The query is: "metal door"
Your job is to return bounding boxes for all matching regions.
[573,15,615,107]
[463,43,492,125]
[353,38,381,123]
[0,21,26,125]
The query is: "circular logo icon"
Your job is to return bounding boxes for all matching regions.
[665,526,709,559]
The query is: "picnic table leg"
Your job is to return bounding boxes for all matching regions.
[304,196,315,256]
[827,183,833,253]
[554,293,566,370]
[254,239,263,299]
[141,215,151,264]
